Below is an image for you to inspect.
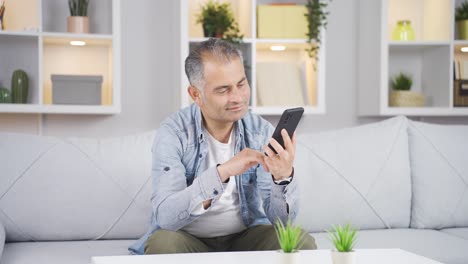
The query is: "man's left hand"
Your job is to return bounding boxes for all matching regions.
[262,129,296,181]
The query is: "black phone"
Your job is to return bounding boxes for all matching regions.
[267,107,304,154]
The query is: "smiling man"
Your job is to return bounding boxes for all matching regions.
[129,38,316,255]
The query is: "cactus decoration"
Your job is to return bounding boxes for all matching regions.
[11,69,29,103]
[0,87,12,103]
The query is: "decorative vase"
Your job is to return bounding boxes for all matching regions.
[457,20,468,40]
[392,20,415,41]
[202,24,222,38]
[11,69,29,104]
[389,90,425,107]
[0,87,12,103]
[276,250,299,264]
[331,250,356,264]
[67,16,89,33]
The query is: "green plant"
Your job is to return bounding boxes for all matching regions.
[11,69,28,103]
[456,1,468,21]
[196,0,243,43]
[391,72,413,91]
[68,0,89,17]
[274,219,306,253]
[0,87,12,103]
[305,0,331,65]
[327,224,358,252]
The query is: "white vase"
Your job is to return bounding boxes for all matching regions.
[331,250,356,264]
[276,250,299,264]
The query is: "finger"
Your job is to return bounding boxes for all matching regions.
[291,131,297,152]
[282,129,293,152]
[268,137,285,155]
[252,151,270,172]
[263,145,276,159]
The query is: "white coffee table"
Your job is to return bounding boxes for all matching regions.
[91,249,443,264]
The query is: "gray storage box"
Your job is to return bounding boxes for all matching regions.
[52,74,102,105]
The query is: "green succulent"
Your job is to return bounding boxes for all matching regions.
[275,219,306,253]
[456,1,468,21]
[327,223,358,252]
[391,72,413,91]
[68,0,89,17]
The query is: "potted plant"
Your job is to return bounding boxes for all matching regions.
[305,0,331,66]
[68,0,90,34]
[389,72,425,107]
[327,224,358,264]
[456,1,468,39]
[196,0,243,43]
[275,219,306,264]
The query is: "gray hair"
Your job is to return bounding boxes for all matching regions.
[185,38,244,90]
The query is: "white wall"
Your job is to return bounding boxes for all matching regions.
[1,0,467,138]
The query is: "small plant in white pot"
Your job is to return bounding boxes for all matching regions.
[328,224,358,264]
[389,72,425,107]
[68,0,90,33]
[275,219,306,264]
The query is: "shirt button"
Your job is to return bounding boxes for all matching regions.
[213,189,219,195]
[164,167,170,171]
[199,154,202,158]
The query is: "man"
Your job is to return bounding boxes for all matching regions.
[129,38,316,255]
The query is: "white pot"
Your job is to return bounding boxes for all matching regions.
[331,250,356,264]
[276,250,299,264]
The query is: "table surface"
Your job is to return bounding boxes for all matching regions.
[91,249,443,264]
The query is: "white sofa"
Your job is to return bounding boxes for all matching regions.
[0,116,467,264]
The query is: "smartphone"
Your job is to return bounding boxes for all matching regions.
[267,107,304,154]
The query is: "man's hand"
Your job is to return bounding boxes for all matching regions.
[217,148,269,182]
[263,129,296,181]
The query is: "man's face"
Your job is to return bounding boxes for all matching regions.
[193,55,250,125]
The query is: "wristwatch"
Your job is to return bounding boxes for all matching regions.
[273,167,294,185]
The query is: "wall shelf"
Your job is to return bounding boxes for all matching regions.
[180,0,326,115]
[0,0,120,114]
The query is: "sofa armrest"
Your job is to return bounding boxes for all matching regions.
[0,219,5,259]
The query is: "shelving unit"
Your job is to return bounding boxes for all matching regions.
[0,0,120,114]
[180,0,326,115]
[358,0,468,116]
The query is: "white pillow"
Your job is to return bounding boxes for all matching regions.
[295,116,411,232]
[408,120,468,229]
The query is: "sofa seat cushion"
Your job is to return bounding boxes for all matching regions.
[1,240,134,264]
[310,228,468,264]
[441,228,468,240]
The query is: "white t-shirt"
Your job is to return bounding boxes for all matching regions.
[181,127,247,238]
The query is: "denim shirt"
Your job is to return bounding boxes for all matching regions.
[129,104,300,254]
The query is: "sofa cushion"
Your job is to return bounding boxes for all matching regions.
[295,116,411,232]
[408,121,468,229]
[441,228,468,240]
[310,228,468,264]
[0,132,155,242]
[1,240,133,264]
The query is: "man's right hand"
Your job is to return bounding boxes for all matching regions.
[217,148,269,182]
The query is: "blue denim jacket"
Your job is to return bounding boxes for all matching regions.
[129,104,300,254]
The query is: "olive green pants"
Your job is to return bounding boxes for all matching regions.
[144,224,317,254]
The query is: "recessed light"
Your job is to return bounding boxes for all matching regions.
[270,45,286,51]
[70,40,86,46]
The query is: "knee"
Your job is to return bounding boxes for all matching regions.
[144,229,193,254]
[300,230,317,250]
